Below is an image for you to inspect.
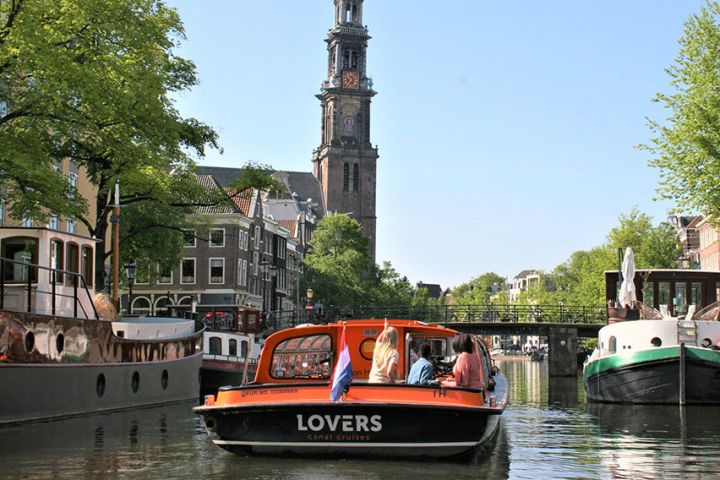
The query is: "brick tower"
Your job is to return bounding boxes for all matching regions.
[312,0,378,258]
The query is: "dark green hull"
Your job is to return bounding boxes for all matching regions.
[583,345,720,405]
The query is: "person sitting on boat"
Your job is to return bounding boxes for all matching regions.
[450,333,483,389]
[368,326,399,384]
[93,292,118,321]
[407,343,436,385]
[409,339,419,368]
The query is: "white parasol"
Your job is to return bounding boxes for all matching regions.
[618,247,636,309]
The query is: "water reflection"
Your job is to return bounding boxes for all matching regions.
[1,361,719,479]
[587,403,720,480]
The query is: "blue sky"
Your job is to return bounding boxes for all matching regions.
[166,0,705,289]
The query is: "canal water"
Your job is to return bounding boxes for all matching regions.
[2,358,719,479]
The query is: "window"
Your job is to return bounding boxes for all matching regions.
[21,217,33,228]
[229,339,237,357]
[66,218,76,234]
[353,163,359,191]
[135,263,149,285]
[209,336,222,355]
[253,252,259,276]
[0,99,8,117]
[1,237,38,283]
[81,245,93,288]
[254,226,261,250]
[49,215,59,230]
[209,258,224,284]
[239,229,249,250]
[241,340,249,358]
[237,259,248,287]
[343,163,349,192]
[68,172,78,199]
[65,243,79,286]
[608,336,617,354]
[181,258,196,284]
[130,297,151,315]
[643,281,654,308]
[659,282,671,308]
[50,239,64,284]
[210,228,225,247]
[271,334,333,379]
[183,230,196,247]
[158,264,173,284]
[0,201,4,226]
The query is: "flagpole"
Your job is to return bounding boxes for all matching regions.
[112,182,120,311]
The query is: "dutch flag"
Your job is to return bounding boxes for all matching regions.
[329,325,352,402]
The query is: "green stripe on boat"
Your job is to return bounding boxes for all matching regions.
[584,346,720,379]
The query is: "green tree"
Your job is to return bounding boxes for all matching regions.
[451,272,507,305]
[606,209,681,268]
[0,0,252,287]
[642,1,720,219]
[303,214,376,306]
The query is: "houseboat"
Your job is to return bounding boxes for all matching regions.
[195,319,508,459]
[0,227,204,425]
[584,269,720,404]
[198,306,264,395]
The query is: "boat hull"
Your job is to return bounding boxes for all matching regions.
[0,353,202,425]
[203,402,502,459]
[584,346,720,404]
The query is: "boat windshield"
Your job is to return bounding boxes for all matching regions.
[270,334,332,380]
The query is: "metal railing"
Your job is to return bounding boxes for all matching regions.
[0,256,98,320]
[259,303,607,330]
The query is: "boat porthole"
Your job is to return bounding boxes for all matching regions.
[651,337,662,347]
[161,370,169,390]
[56,333,65,354]
[24,331,35,353]
[205,417,217,433]
[97,374,106,397]
[702,338,712,348]
[131,371,140,393]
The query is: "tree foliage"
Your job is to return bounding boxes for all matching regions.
[0,0,230,287]
[304,214,420,308]
[451,272,507,305]
[642,1,720,219]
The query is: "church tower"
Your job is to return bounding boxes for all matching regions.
[312,0,378,257]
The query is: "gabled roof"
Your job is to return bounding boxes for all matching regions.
[513,269,538,280]
[225,187,254,217]
[272,170,326,218]
[415,282,444,300]
[194,175,237,214]
[278,219,298,238]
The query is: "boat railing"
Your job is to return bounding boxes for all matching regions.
[203,354,258,364]
[0,256,98,320]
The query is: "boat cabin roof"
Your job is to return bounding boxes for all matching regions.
[253,319,458,384]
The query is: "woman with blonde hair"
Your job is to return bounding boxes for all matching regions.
[368,325,399,384]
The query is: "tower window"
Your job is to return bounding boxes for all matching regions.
[353,163,359,191]
[343,48,358,70]
[343,163,350,192]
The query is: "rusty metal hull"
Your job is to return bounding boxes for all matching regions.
[0,311,203,425]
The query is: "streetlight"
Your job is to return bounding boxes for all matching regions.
[124,261,137,315]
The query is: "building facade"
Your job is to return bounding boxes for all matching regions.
[698,216,720,271]
[312,0,379,258]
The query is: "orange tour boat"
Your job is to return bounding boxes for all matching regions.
[194,319,508,459]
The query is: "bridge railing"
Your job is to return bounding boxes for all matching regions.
[274,304,607,326]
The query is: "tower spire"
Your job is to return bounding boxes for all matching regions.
[313,0,379,258]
